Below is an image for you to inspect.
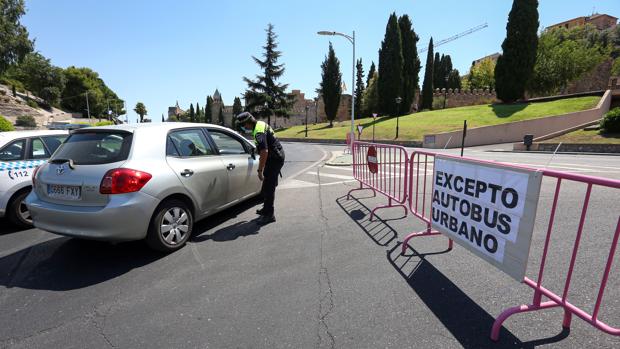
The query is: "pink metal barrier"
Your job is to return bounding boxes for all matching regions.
[348,141,409,220]
[400,150,620,342]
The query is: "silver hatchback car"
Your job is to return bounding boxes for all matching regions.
[27,123,262,252]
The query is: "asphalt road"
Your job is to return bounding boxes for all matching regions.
[1,142,619,348]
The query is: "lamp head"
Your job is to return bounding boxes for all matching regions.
[317,31,336,36]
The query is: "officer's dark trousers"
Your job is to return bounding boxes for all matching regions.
[261,158,284,217]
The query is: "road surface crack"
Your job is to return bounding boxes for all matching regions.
[90,288,122,348]
[316,165,336,349]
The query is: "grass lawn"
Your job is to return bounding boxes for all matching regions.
[541,129,620,144]
[276,96,600,141]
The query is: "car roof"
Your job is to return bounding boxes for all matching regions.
[76,122,237,133]
[0,130,68,146]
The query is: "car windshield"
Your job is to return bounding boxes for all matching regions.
[52,131,133,165]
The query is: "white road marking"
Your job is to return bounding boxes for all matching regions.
[306,172,353,180]
[287,145,330,180]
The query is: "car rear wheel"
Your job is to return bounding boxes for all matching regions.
[146,199,193,252]
[7,190,33,229]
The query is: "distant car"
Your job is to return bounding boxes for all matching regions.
[0,130,68,228]
[27,123,262,252]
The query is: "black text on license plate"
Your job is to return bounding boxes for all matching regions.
[47,184,81,200]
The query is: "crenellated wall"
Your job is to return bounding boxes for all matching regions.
[429,88,499,109]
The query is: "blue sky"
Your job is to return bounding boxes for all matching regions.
[22,0,620,122]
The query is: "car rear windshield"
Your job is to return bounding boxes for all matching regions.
[51,131,133,165]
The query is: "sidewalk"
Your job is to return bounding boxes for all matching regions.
[325,150,353,166]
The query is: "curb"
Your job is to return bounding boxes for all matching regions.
[488,150,620,156]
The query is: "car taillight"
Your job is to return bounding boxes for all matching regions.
[32,165,42,187]
[100,168,152,194]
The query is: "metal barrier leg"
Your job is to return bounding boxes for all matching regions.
[370,198,408,221]
[490,301,561,342]
[562,310,573,329]
[400,230,443,255]
[347,182,376,200]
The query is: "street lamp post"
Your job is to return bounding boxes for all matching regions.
[395,97,402,139]
[443,76,449,109]
[318,30,355,146]
[305,105,309,137]
[372,113,377,143]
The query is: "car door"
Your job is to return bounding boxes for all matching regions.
[165,128,230,216]
[206,128,260,204]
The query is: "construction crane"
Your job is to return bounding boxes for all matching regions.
[418,23,488,53]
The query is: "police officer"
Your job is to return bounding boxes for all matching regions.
[236,112,285,225]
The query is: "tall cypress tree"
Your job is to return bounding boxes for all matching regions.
[378,13,403,116]
[398,14,420,115]
[433,52,442,89]
[243,23,293,126]
[205,96,213,123]
[420,38,434,110]
[195,102,201,123]
[495,0,539,102]
[366,61,376,88]
[354,58,365,119]
[189,103,195,123]
[232,97,243,129]
[218,106,224,125]
[319,42,342,127]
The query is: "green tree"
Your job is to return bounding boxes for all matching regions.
[447,69,461,90]
[167,114,179,122]
[362,72,379,117]
[15,114,36,128]
[243,23,292,126]
[420,38,434,110]
[398,14,420,115]
[205,96,213,123]
[366,61,376,87]
[0,0,33,75]
[5,52,66,106]
[189,103,195,123]
[218,106,224,125]
[354,58,365,119]
[469,58,496,90]
[528,28,609,96]
[378,13,404,116]
[319,42,342,127]
[0,115,15,131]
[134,102,147,123]
[232,96,243,129]
[433,52,442,88]
[61,66,123,118]
[195,102,201,122]
[495,0,539,102]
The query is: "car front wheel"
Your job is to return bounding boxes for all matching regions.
[146,199,193,252]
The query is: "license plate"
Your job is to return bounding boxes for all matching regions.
[47,184,81,200]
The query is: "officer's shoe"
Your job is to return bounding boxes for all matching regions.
[256,215,276,225]
[256,208,265,215]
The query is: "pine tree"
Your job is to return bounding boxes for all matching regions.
[161,114,165,122]
[243,23,293,126]
[398,14,420,115]
[189,103,195,123]
[319,42,342,127]
[420,38,434,110]
[195,102,201,123]
[495,0,539,102]
[205,96,213,123]
[378,13,404,116]
[354,58,365,119]
[443,55,453,84]
[367,61,376,88]
[362,71,379,117]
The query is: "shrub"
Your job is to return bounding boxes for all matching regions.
[613,58,620,76]
[94,120,114,126]
[0,115,15,132]
[600,107,620,133]
[432,96,447,110]
[26,99,39,109]
[15,115,37,128]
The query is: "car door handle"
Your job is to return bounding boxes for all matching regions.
[180,169,194,177]
[226,163,236,171]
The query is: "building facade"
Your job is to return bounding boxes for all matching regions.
[546,13,618,31]
[316,94,353,122]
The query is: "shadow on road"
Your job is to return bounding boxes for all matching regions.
[0,218,30,235]
[0,238,163,291]
[0,195,265,291]
[336,194,570,348]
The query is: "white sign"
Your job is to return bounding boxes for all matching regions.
[357,125,363,134]
[431,156,542,281]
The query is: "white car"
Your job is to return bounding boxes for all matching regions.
[0,130,68,228]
